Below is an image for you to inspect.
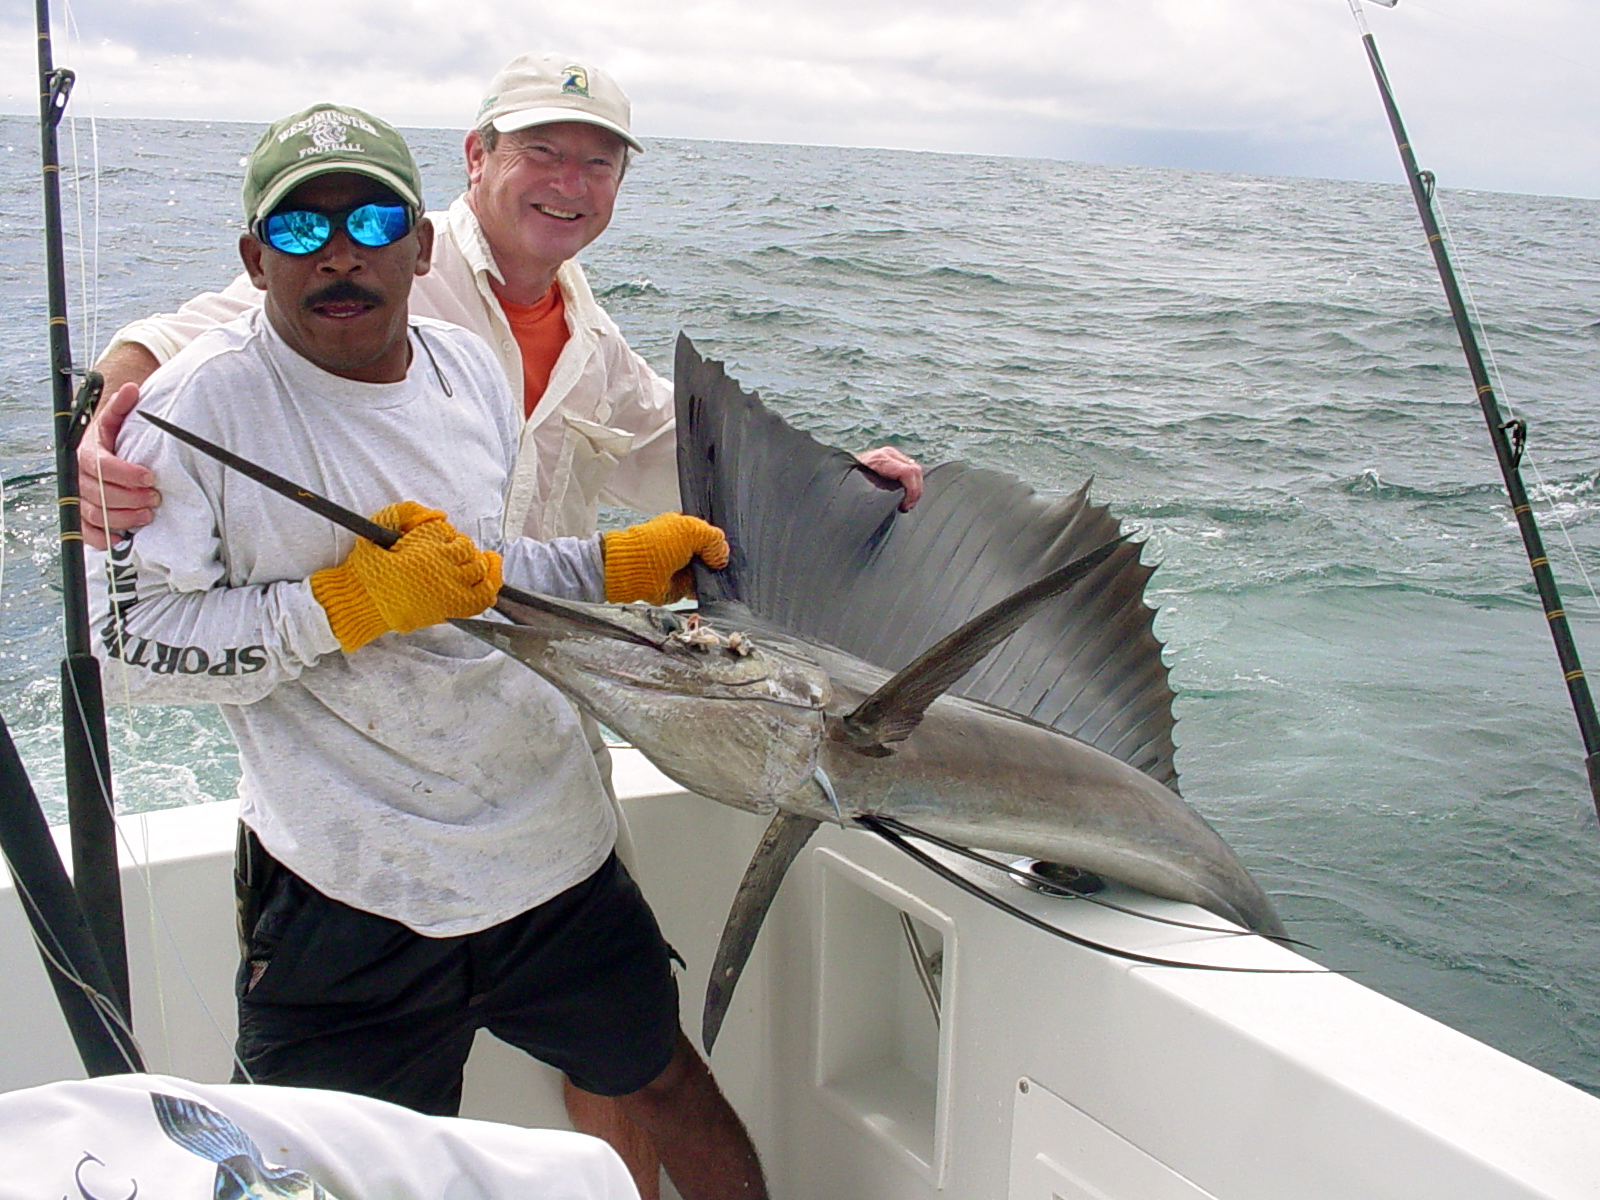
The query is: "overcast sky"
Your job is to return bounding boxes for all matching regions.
[3,0,1596,199]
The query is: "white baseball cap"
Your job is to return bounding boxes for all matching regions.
[476,53,644,153]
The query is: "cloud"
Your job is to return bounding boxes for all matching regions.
[2,0,1596,197]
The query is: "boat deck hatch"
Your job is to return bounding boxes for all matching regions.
[812,850,957,1187]
[1009,1077,1218,1200]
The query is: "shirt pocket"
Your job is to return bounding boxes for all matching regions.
[542,417,637,538]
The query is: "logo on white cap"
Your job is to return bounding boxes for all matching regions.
[562,66,590,97]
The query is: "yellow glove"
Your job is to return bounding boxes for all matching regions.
[601,513,730,605]
[310,502,502,652]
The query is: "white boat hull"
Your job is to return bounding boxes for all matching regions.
[4,750,1599,1199]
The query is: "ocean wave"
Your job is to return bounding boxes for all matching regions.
[1338,469,1508,502]
[723,304,804,326]
[1169,571,1554,608]
[746,244,1008,287]
[2,468,53,493]
[1528,473,1600,503]
[598,278,662,300]
[802,344,870,365]
[1414,470,1600,532]
[1120,497,1306,525]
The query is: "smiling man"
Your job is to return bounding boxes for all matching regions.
[76,52,902,1197]
[86,105,764,1200]
[80,52,922,545]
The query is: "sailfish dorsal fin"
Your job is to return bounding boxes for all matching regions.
[675,334,1181,792]
[834,536,1130,752]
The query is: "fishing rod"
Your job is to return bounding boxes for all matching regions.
[1346,0,1600,817]
[33,0,133,1026]
[0,715,142,1074]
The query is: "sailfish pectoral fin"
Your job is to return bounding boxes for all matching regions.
[703,811,823,1053]
[839,535,1132,749]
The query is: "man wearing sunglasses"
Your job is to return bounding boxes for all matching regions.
[78,53,906,1196]
[79,51,922,549]
[87,105,765,1200]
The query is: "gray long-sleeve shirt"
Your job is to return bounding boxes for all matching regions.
[89,311,616,935]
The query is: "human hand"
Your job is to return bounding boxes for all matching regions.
[855,445,924,511]
[78,382,161,549]
[310,502,502,652]
[601,513,730,605]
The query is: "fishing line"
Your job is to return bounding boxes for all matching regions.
[867,813,1308,944]
[897,912,941,1023]
[857,816,1322,974]
[35,0,134,1052]
[0,707,144,1073]
[51,82,178,1062]
[33,0,246,1080]
[1427,196,1600,614]
[1,858,144,1071]
[59,664,178,1055]
[1347,0,1600,813]
[57,0,102,358]
[0,484,128,1061]
[56,546,252,1082]
[59,531,258,1080]
[1352,0,1598,612]
[55,0,201,1071]
[1,477,7,624]
[109,811,256,1082]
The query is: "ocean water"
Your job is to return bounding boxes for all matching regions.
[3,115,1600,1094]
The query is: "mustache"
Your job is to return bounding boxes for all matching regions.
[304,280,384,309]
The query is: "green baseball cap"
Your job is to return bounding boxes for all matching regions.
[242,103,423,225]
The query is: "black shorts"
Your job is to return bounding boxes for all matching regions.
[232,827,680,1116]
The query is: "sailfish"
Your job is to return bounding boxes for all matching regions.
[141,336,1288,1053]
[458,336,1287,1050]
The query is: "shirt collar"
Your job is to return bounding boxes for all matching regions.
[446,194,602,332]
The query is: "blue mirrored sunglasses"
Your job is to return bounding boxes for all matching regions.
[255,203,415,255]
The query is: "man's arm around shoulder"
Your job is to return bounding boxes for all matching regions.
[79,345,162,549]
[79,274,265,549]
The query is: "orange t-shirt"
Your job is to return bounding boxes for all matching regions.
[498,283,570,418]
